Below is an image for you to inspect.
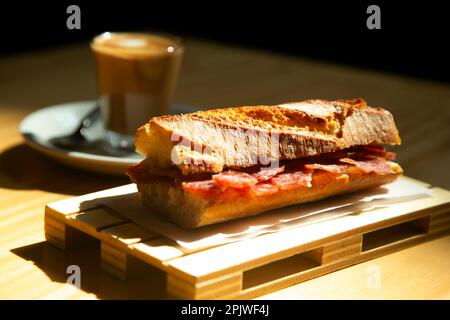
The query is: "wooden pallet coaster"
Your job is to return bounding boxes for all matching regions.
[44,176,450,299]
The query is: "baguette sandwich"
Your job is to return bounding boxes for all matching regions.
[126,98,403,228]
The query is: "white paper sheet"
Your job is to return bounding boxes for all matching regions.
[81,178,431,250]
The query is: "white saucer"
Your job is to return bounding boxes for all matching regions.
[19,100,198,175]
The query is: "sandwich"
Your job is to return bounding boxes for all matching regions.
[126,98,402,228]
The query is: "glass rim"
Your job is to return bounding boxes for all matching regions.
[91,31,183,54]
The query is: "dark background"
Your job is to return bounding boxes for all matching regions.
[1,1,448,83]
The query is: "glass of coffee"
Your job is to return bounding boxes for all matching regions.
[91,32,183,150]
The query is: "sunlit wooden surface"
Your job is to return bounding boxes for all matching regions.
[0,38,449,299]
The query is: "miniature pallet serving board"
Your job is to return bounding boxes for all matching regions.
[45,176,450,299]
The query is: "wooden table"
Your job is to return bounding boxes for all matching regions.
[1,38,449,299]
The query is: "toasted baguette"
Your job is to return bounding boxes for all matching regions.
[136,163,403,228]
[136,98,401,175]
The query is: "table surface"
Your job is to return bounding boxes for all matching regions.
[0,38,449,300]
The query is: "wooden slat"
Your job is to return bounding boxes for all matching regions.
[46,184,137,216]
[100,222,160,249]
[102,242,128,262]
[322,235,362,253]
[429,224,450,236]
[69,207,127,229]
[101,242,128,280]
[44,216,66,232]
[167,273,243,300]
[65,207,128,238]
[322,244,362,265]
[99,223,158,279]
[45,234,66,250]
[101,261,127,280]
[429,214,450,231]
[102,250,127,269]
[44,224,65,240]
[44,218,66,249]
[132,238,187,269]
[321,238,362,265]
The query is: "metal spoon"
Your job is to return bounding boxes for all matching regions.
[50,106,101,148]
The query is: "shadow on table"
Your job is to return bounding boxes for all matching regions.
[0,143,128,195]
[11,239,167,299]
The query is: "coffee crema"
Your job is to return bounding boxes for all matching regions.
[91,32,182,58]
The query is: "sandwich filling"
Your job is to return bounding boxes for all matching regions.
[127,145,402,199]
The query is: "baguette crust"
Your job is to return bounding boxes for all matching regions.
[137,164,403,228]
[136,98,401,175]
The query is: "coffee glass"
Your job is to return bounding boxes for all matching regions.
[91,32,183,150]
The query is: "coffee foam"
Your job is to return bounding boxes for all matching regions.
[92,33,181,58]
[119,38,147,48]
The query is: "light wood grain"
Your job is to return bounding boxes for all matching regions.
[1,38,450,299]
